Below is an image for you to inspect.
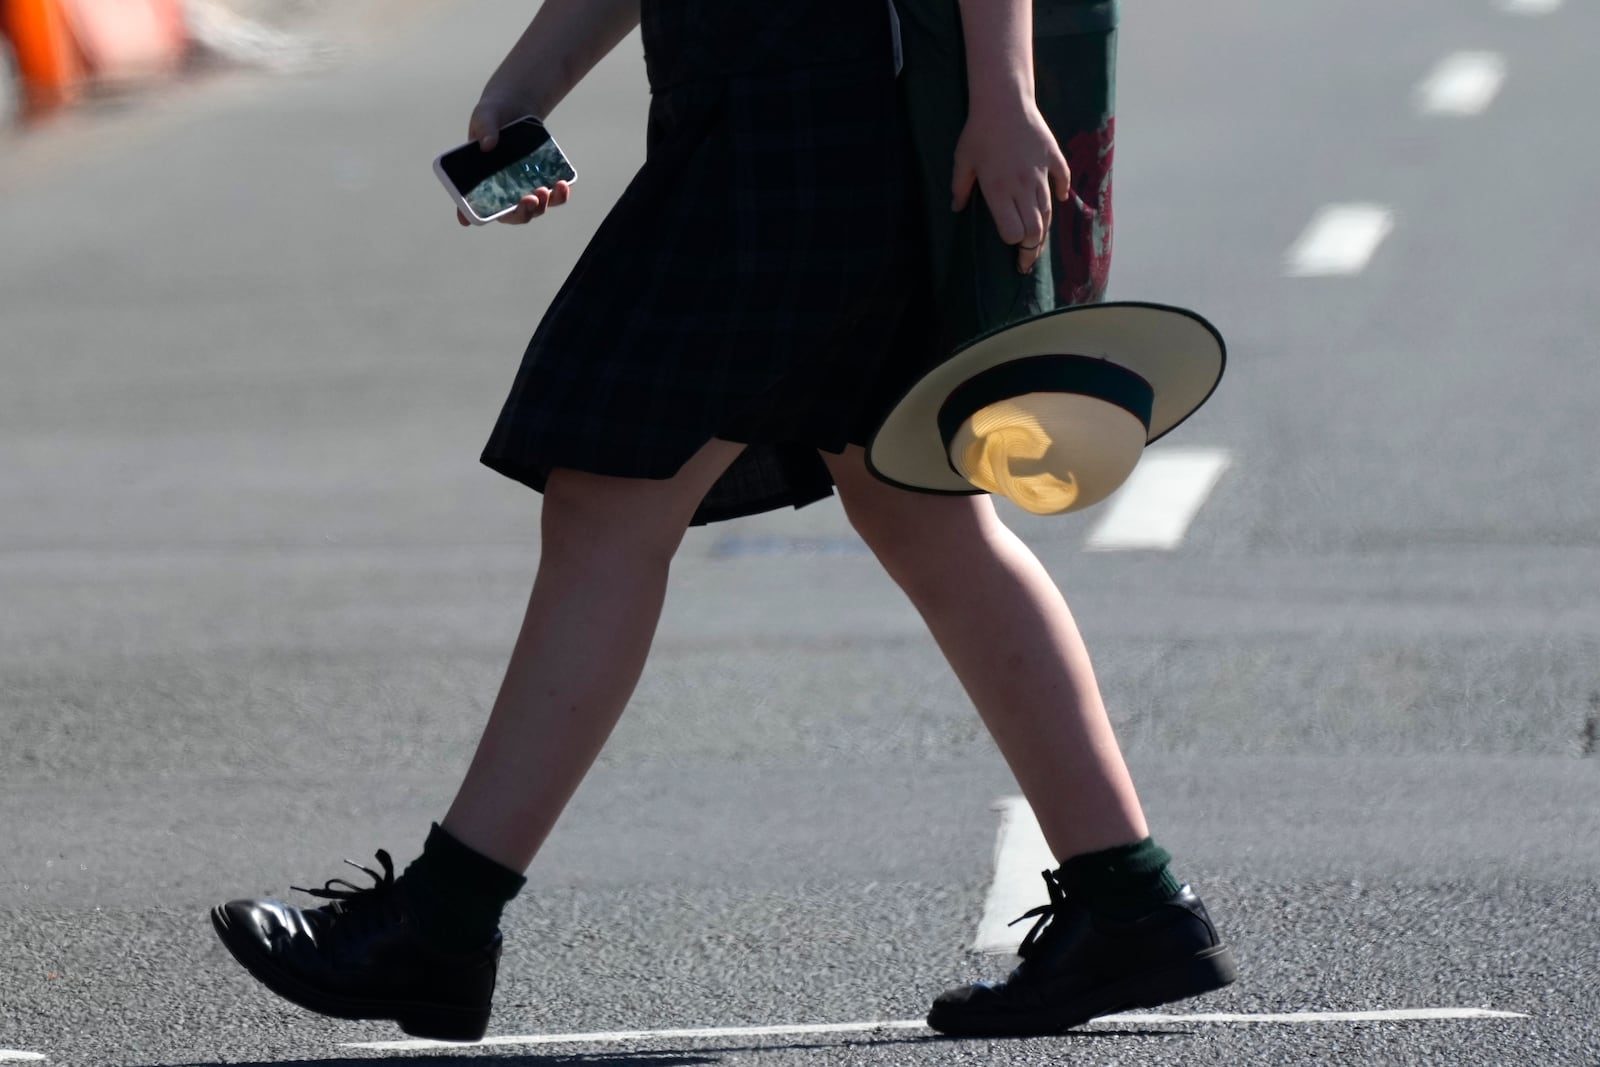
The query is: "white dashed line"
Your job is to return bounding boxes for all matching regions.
[1084,448,1231,552]
[1416,52,1506,115]
[0,1053,47,1063]
[1285,204,1395,277]
[974,796,1056,953]
[343,1007,1530,1051]
[1498,0,1562,14]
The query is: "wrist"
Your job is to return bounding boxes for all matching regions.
[967,73,1035,116]
[478,80,555,122]
[958,0,1035,112]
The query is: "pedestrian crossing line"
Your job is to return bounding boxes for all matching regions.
[1498,0,1562,14]
[1285,204,1395,277]
[1115,1008,1529,1024]
[344,1007,1531,1051]
[1084,448,1231,552]
[1416,52,1506,116]
[973,796,1054,954]
[349,1021,926,1052]
[343,797,1534,1053]
[0,1052,46,1063]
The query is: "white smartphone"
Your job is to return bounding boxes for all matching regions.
[433,116,578,225]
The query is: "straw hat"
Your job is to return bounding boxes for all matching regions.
[866,302,1225,515]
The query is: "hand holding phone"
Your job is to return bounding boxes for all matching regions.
[434,114,577,226]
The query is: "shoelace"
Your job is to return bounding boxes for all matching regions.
[292,849,399,930]
[1008,868,1069,961]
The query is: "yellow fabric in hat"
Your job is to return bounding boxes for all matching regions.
[949,394,1147,515]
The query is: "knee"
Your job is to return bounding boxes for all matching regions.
[540,471,689,570]
[838,483,999,594]
[838,490,921,561]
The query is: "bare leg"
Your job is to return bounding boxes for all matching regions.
[822,447,1147,861]
[442,439,746,871]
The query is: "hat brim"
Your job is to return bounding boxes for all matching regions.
[866,302,1226,494]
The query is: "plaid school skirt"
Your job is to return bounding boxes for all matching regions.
[481,0,1117,526]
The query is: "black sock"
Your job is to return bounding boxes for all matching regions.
[396,823,526,951]
[1055,837,1183,921]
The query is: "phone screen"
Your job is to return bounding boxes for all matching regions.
[439,118,577,219]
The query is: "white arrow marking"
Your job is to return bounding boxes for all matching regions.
[973,796,1055,953]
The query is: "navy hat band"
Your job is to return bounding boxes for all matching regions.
[935,355,1156,451]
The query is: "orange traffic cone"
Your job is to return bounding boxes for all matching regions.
[2,0,86,110]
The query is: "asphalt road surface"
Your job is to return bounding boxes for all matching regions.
[3,1,1598,1064]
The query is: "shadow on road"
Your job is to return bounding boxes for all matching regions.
[152,1029,1190,1066]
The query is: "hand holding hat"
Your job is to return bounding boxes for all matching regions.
[874,0,1224,515]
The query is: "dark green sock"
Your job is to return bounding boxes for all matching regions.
[1055,837,1183,921]
[396,823,526,951]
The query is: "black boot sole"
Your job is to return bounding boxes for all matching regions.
[927,945,1238,1038]
[209,906,491,1042]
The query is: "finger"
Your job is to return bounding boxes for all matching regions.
[1015,193,1048,274]
[1018,235,1047,274]
[993,194,1028,248]
[508,195,540,225]
[1017,239,1041,274]
[1049,148,1073,202]
[457,208,471,227]
[951,157,978,212]
[548,180,572,208]
[500,191,548,225]
[1023,179,1050,247]
[469,106,500,150]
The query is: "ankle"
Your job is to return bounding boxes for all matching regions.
[1055,837,1182,922]
[396,823,526,951]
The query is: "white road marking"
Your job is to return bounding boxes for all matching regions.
[1416,52,1506,115]
[0,1053,47,1063]
[349,787,1534,1057]
[1498,0,1562,14]
[346,1021,930,1052]
[1115,1008,1528,1024]
[974,796,1054,954]
[1084,449,1231,552]
[1285,204,1395,277]
[344,1008,1530,1051]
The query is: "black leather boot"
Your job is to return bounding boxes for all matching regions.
[927,870,1236,1037]
[210,850,500,1042]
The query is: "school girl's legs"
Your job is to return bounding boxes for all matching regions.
[210,439,747,1041]
[822,446,1235,1035]
[822,447,1146,857]
[440,438,748,872]
[211,436,1234,1042]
